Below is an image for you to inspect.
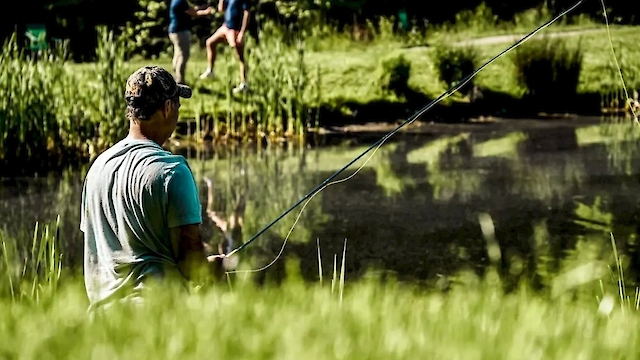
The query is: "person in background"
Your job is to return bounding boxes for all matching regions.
[199,0,250,94]
[80,66,220,312]
[169,0,215,85]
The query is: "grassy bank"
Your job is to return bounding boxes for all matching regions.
[115,23,639,124]
[2,212,640,359]
[137,4,634,119]
[2,277,640,359]
[1,240,639,359]
[2,5,639,171]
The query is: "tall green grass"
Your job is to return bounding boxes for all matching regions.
[3,275,640,359]
[0,216,63,303]
[186,22,321,143]
[0,23,322,170]
[0,27,128,171]
[0,33,68,164]
[1,219,640,359]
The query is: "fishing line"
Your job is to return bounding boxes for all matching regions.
[222,0,589,274]
[599,0,638,122]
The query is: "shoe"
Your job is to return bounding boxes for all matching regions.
[199,69,214,79]
[232,82,249,94]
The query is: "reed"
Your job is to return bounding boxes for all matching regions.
[0,216,63,303]
[193,22,320,143]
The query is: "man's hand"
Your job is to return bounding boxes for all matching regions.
[186,5,214,17]
[170,224,211,282]
[207,254,225,262]
[236,31,244,45]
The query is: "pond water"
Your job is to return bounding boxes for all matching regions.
[2,117,640,291]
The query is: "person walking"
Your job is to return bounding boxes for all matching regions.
[199,0,251,94]
[169,0,215,85]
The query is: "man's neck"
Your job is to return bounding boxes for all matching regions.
[128,126,164,146]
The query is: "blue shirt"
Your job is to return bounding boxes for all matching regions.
[224,0,249,30]
[169,0,191,33]
[80,138,202,309]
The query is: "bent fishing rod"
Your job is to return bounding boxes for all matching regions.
[224,0,585,258]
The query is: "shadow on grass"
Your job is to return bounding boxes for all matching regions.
[180,83,609,144]
[315,85,607,129]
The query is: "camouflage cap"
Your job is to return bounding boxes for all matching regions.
[124,66,192,108]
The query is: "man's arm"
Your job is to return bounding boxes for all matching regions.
[218,0,225,13]
[185,5,214,17]
[166,163,210,282]
[170,224,211,282]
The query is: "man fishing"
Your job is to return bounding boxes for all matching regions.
[80,66,219,311]
[199,0,250,94]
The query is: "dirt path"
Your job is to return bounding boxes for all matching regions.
[453,27,604,46]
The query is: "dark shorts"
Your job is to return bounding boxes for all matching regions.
[225,18,242,31]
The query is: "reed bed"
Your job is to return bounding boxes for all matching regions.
[185,22,321,144]
[0,27,127,173]
[0,24,322,171]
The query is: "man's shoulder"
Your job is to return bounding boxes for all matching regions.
[88,139,185,174]
[170,0,187,8]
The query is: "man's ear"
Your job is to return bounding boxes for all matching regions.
[162,99,172,118]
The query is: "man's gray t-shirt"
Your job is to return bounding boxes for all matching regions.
[80,137,202,308]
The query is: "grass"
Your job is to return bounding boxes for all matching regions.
[2,277,640,359]
[82,7,634,122]
[2,6,639,171]
[1,223,640,359]
[474,25,640,94]
[172,23,638,119]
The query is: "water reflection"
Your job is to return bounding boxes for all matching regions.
[2,120,640,291]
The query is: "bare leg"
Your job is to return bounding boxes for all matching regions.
[200,26,228,79]
[235,42,247,84]
[225,29,248,92]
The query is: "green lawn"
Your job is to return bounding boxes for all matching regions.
[103,23,639,121]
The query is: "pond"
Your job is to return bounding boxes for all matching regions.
[2,117,640,291]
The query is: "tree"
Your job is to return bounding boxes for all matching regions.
[120,0,170,59]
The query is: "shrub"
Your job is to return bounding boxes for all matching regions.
[376,54,412,97]
[433,44,481,95]
[513,37,583,107]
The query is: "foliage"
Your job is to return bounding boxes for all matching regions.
[0,28,129,172]
[433,44,481,94]
[120,0,171,59]
[376,53,411,98]
[93,27,129,146]
[0,34,72,166]
[513,37,583,106]
[0,218,62,303]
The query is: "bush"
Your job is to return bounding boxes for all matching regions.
[376,54,412,97]
[0,28,128,172]
[433,44,480,95]
[513,37,583,107]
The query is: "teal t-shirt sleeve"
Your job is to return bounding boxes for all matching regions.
[166,163,203,228]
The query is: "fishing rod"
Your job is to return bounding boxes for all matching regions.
[223,0,585,258]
